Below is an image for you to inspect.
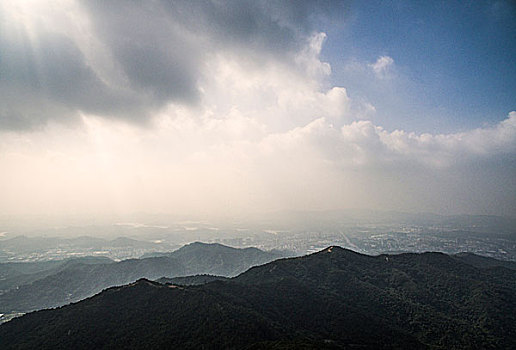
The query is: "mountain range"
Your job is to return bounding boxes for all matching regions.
[0,246,514,349]
[0,242,288,313]
[0,235,176,259]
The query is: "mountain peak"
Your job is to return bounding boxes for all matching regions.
[315,245,364,256]
[128,278,162,288]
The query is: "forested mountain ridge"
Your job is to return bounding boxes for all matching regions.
[157,274,229,286]
[1,246,514,349]
[0,242,287,313]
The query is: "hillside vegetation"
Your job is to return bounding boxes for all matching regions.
[1,246,514,349]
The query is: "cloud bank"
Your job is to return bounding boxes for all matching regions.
[0,0,514,218]
[0,0,346,130]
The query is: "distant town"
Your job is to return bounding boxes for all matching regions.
[1,219,514,262]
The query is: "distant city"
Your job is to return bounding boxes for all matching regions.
[1,213,514,262]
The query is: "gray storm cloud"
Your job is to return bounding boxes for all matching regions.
[0,0,347,130]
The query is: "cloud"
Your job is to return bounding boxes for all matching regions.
[247,112,516,214]
[2,66,513,217]
[369,56,395,78]
[277,112,516,169]
[0,0,348,131]
[0,1,514,217]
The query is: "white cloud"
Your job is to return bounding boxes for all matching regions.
[369,56,395,78]
[0,2,514,218]
[278,111,516,169]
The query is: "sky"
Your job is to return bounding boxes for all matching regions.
[0,0,515,221]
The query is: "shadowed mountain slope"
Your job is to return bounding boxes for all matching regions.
[157,274,229,286]
[453,252,516,270]
[1,246,514,349]
[0,256,113,294]
[0,242,287,313]
[168,242,289,277]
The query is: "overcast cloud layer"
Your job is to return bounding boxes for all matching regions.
[0,0,345,129]
[0,0,515,218]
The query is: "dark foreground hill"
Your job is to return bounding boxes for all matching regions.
[452,252,516,270]
[0,242,286,313]
[1,246,514,349]
[157,274,229,285]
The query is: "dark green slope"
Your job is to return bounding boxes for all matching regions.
[453,252,516,270]
[0,280,294,350]
[0,247,514,349]
[0,278,423,350]
[0,243,287,313]
[0,257,185,312]
[236,248,516,348]
[157,274,229,285]
[0,256,113,294]
[168,242,290,276]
